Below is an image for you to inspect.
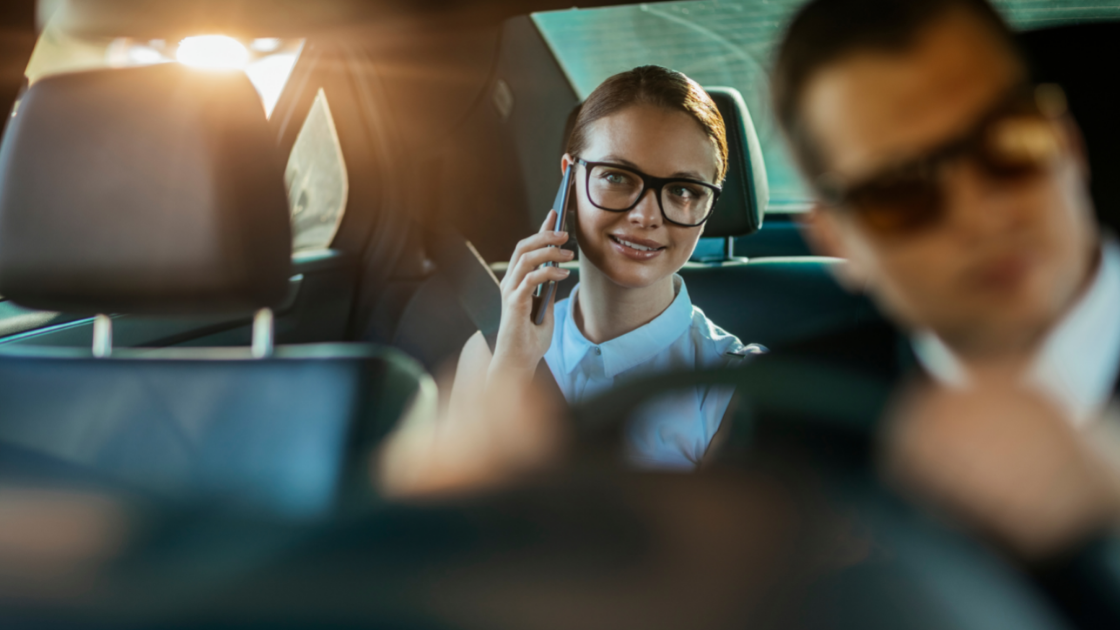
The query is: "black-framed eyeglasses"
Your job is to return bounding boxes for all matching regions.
[574,158,721,227]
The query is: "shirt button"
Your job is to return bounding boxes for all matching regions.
[595,347,602,355]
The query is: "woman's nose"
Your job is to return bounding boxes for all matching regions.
[627,188,662,228]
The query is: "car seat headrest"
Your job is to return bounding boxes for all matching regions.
[0,64,291,315]
[703,87,768,238]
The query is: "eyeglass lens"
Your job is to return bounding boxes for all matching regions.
[587,164,716,226]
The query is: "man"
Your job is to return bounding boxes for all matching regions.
[762,0,1120,624]
[773,0,1115,424]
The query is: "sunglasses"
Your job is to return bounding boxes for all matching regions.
[815,84,1069,236]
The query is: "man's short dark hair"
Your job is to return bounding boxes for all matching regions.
[772,0,1021,181]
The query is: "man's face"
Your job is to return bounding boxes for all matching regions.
[802,9,1098,357]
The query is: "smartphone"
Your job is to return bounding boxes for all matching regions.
[530,163,574,325]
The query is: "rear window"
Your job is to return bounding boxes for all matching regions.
[534,1,809,212]
[533,0,1120,213]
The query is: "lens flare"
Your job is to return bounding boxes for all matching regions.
[176,35,249,70]
[250,38,282,53]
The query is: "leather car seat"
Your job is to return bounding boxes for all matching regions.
[0,64,433,517]
[544,87,881,348]
[676,87,879,347]
[380,86,883,374]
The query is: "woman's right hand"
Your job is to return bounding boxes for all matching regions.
[489,209,573,380]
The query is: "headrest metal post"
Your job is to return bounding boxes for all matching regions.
[251,308,274,359]
[726,236,736,260]
[92,314,112,358]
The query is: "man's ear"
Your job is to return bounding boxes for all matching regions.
[1059,117,1090,183]
[800,205,870,293]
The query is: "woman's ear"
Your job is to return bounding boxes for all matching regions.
[800,205,870,293]
[561,153,574,175]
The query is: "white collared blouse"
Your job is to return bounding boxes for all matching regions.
[544,275,754,469]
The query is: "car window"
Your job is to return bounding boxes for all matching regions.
[533,1,811,213]
[286,88,349,253]
[533,0,1120,214]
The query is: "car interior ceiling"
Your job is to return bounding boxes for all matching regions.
[0,4,33,115]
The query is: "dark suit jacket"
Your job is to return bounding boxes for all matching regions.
[738,318,1120,630]
[712,317,915,476]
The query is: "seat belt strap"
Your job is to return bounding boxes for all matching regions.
[428,227,566,406]
[428,227,502,346]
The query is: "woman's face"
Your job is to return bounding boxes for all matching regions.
[564,103,721,290]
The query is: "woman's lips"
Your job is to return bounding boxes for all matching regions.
[609,234,665,261]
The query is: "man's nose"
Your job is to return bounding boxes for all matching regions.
[940,159,1026,239]
[627,188,663,228]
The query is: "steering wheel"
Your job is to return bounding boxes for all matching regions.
[567,357,1091,630]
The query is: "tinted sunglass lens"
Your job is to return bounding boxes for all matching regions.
[981,116,1058,179]
[850,174,942,234]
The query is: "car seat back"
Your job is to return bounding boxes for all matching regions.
[671,87,881,346]
[531,88,880,347]
[0,64,432,515]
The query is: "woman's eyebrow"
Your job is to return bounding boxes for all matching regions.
[599,155,640,169]
[599,155,708,181]
[671,169,707,180]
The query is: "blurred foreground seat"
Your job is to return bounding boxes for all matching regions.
[0,64,431,517]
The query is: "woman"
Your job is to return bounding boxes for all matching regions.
[451,65,751,469]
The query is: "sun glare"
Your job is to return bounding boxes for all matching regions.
[176,35,249,70]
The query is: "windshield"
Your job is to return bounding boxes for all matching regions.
[533,0,1120,213]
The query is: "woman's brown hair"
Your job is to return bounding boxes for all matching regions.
[566,65,729,183]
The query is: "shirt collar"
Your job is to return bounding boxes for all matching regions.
[911,329,969,389]
[559,275,694,378]
[913,238,1120,426]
